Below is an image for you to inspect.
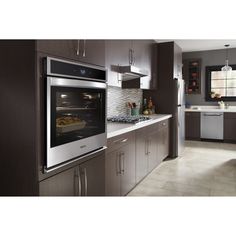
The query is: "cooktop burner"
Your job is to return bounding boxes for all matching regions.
[107,116,151,124]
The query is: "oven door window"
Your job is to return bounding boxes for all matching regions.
[51,86,106,148]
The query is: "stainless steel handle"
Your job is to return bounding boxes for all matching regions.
[76,40,80,56]
[121,152,125,174]
[119,153,122,175]
[84,168,88,196]
[148,139,151,154]
[116,153,120,175]
[129,49,132,65]
[74,168,78,196]
[113,138,128,144]
[77,168,82,196]
[83,40,86,57]
[203,114,223,117]
[145,139,149,155]
[132,49,135,65]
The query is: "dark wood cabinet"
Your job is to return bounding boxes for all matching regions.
[224,113,236,142]
[36,40,105,67]
[183,59,201,94]
[105,132,136,196]
[106,40,155,89]
[185,112,201,140]
[135,119,169,183]
[39,153,105,196]
[157,120,170,163]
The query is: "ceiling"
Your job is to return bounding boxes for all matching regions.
[156,40,236,52]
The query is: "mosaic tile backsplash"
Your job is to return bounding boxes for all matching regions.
[107,86,143,116]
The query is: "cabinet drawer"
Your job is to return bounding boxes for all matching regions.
[107,132,135,153]
[224,112,236,119]
[156,119,169,131]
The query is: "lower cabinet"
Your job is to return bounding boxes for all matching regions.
[105,132,136,196]
[185,112,200,140]
[39,153,105,196]
[136,119,169,183]
[224,113,236,142]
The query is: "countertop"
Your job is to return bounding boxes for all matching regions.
[107,114,172,139]
[185,105,236,113]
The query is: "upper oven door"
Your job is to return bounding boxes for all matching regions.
[47,77,106,168]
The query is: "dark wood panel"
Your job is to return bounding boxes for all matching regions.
[0,40,38,195]
[80,153,105,196]
[224,113,236,142]
[185,112,200,140]
[39,167,76,196]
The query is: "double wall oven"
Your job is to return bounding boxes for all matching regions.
[45,57,107,170]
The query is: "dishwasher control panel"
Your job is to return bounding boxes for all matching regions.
[200,112,224,140]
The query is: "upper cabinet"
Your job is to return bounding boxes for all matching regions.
[105,40,156,89]
[105,40,130,87]
[36,40,105,67]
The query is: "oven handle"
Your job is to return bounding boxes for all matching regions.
[44,146,107,173]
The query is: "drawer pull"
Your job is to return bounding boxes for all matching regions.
[162,122,166,126]
[113,138,128,144]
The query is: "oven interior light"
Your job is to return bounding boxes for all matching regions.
[61,94,68,98]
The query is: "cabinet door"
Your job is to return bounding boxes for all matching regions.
[147,132,158,173]
[157,127,169,163]
[105,150,121,196]
[36,40,105,67]
[106,40,129,87]
[120,142,136,196]
[36,40,75,59]
[185,112,200,140]
[80,154,105,196]
[39,167,77,196]
[224,113,236,141]
[75,40,105,67]
[135,129,148,183]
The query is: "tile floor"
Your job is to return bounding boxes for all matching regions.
[128,141,236,196]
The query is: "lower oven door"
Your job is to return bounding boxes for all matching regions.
[46,77,107,169]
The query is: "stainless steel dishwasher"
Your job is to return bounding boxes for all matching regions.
[200,112,224,140]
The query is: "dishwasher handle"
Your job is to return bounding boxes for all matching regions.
[203,113,223,117]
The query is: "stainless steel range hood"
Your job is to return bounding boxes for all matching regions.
[119,65,148,81]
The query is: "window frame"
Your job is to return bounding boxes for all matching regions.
[205,64,236,101]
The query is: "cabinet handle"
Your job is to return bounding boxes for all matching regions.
[116,153,120,175]
[145,139,148,155]
[132,50,135,65]
[148,139,151,155]
[129,49,132,65]
[162,122,166,126]
[77,168,82,196]
[76,40,80,56]
[84,168,88,196]
[121,152,125,174]
[119,153,122,175]
[113,138,128,144]
[83,40,86,57]
[74,169,78,196]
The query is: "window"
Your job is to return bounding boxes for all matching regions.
[205,65,236,101]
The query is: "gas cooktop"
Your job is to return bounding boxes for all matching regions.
[107,116,151,124]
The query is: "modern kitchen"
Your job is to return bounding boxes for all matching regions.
[1,39,236,197]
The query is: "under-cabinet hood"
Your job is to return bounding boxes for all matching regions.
[119,65,148,80]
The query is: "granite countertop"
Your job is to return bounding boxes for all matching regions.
[185,105,236,113]
[107,114,172,139]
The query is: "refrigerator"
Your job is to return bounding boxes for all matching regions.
[174,78,185,157]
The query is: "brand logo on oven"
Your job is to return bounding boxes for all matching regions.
[80,145,87,149]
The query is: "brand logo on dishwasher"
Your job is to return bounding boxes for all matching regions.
[80,145,87,149]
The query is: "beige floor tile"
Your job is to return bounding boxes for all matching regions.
[128,140,236,197]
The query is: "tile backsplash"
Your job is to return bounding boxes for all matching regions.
[107,86,143,116]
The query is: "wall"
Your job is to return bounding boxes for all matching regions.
[183,47,236,106]
[107,86,143,116]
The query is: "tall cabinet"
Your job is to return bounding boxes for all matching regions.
[144,41,182,158]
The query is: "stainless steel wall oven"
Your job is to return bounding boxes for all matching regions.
[45,57,107,169]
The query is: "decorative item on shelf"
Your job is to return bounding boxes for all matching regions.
[221,44,232,76]
[215,93,221,99]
